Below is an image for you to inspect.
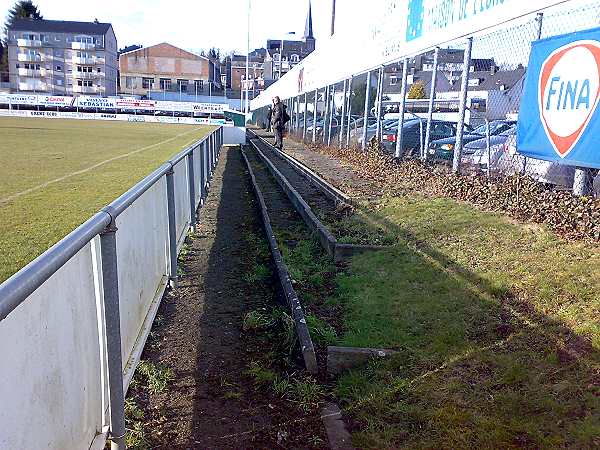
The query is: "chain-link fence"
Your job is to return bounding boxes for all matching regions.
[255,0,600,199]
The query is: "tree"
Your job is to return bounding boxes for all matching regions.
[1,1,43,73]
[407,81,427,99]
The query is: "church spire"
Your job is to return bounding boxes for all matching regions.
[304,0,314,41]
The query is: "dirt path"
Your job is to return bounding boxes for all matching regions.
[130,146,292,449]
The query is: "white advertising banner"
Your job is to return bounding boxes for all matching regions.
[115,98,156,110]
[251,0,570,109]
[38,96,75,107]
[75,96,117,109]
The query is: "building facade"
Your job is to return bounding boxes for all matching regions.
[119,43,221,98]
[7,19,118,96]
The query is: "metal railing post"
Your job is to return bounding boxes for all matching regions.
[346,75,354,148]
[452,37,473,174]
[323,85,330,145]
[187,149,196,229]
[395,58,409,159]
[199,141,205,203]
[424,47,440,161]
[361,71,372,150]
[303,92,308,142]
[99,221,126,450]
[328,84,336,146]
[339,79,347,148]
[166,166,179,288]
[312,88,318,144]
[374,67,383,142]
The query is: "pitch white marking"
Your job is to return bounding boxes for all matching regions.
[0,127,201,206]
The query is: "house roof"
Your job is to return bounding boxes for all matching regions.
[120,42,208,61]
[448,66,526,91]
[10,18,112,34]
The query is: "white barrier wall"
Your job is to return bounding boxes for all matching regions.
[0,240,109,450]
[115,178,170,371]
[0,129,222,450]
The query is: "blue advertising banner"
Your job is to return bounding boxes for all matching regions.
[518,26,600,169]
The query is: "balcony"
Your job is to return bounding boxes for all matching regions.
[72,85,99,94]
[71,42,96,50]
[18,81,46,91]
[73,71,105,79]
[17,38,42,47]
[72,56,97,65]
[17,53,43,62]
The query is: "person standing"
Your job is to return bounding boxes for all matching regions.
[271,96,289,150]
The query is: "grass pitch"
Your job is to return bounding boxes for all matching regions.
[0,117,213,282]
[334,196,600,448]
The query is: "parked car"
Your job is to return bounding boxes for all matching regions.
[468,129,577,189]
[381,119,459,156]
[352,118,398,146]
[428,120,516,162]
[462,125,517,170]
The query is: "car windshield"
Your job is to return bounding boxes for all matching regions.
[471,121,514,135]
[499,125,517,136]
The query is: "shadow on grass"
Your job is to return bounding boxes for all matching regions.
[333,199,600,449]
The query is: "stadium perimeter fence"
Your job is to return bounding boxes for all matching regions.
[255,0,600,197]
[0,127,223,450]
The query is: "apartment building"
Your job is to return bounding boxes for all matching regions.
[119,43,220,97]
[7,19,118,96]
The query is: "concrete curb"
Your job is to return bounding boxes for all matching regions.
[247,135,390,262]
[321,402,355,450]
[248,129,352,206]
[240,148,318,375]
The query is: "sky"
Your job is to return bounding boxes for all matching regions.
[0,0,341,55]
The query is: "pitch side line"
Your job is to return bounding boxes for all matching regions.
[0,127,201,206]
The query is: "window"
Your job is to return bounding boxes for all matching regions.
[273,53,280,61]
[77,79,93,87]
[40,34,48,42]
[125,76,137,89]
[160,78,171,90]
[22,33,36,40]
[77,51,90,58]
[142,77,154,89]
[390,76,398,86]
[194,79,203,91]
[290,54,300,63]
[177,79,188,92]
[56,79,63,86]
[77,66,93,73]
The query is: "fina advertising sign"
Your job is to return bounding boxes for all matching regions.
[518,26,600,169]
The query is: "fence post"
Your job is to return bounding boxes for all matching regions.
[361,71,372,150]
[187,149,196,230]
[375,66,383,142]
[166,165,179,288]
[573,168,594,196]
[323,87,330,145]
[328,84,336,146]
[312,88,318,144]
[346,75,354,148]
[452,37,473,174]
[395,58,409,159]
[339,79,347,148]
[424,47,440,162]
[99,220,126,450]
[303,92,308,142]
[199,141,205,203]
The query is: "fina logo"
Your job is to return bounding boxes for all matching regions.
[539,40,600,158]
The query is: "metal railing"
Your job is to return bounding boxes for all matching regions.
[0,126,223,450]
